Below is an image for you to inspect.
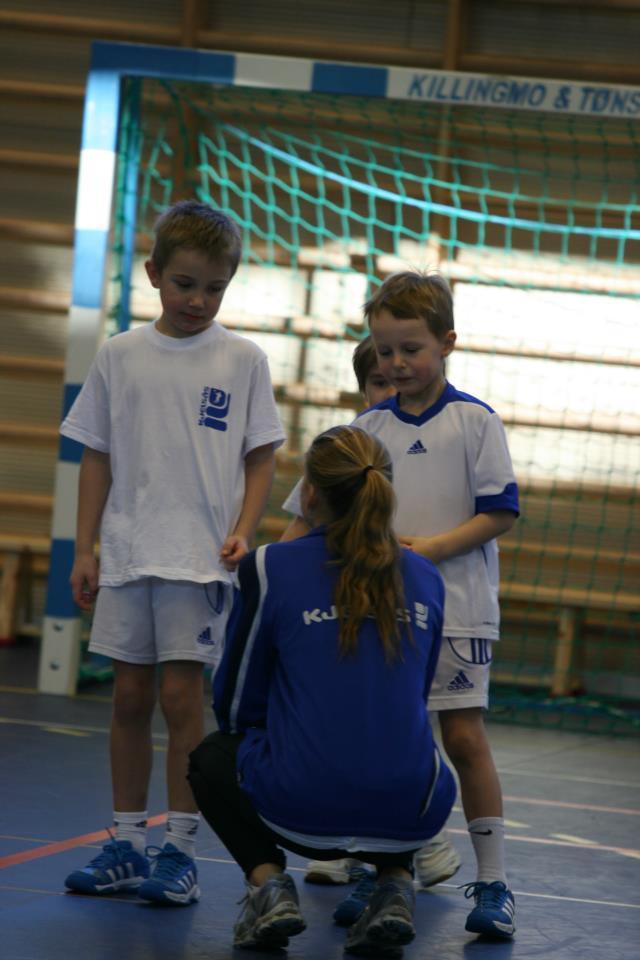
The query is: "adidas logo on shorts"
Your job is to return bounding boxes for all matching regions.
[447,670,475,691]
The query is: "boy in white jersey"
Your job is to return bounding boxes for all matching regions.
[62,201,285,906]
[283,273,518,938]
[304,337,462,911]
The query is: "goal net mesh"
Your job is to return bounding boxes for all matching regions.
[107,76,639,733]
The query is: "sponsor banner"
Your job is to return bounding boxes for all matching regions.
[387,68,640,118]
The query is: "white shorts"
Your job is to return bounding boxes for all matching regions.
[427,637,493,711]
[88,578,233,666]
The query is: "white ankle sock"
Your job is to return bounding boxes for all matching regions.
[113,810,148,854]
[468,817,507,884]
[164,811,200,858]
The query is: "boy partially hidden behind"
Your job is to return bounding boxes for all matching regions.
[62,201,285,905]
[284,274,519,939]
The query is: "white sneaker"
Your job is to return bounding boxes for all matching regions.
[414,831,461,889]
[304,858,356,885]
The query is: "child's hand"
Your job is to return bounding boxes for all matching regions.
[220,534,249,572]
[70,554,99,610]
[399,535,445,564]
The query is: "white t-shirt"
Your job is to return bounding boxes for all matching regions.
[283,382,519,640]
[62,321,285,586]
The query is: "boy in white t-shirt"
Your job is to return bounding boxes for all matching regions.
[282,273,519,939]
[62,201,285,906]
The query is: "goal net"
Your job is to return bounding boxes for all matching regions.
[103,72,639,733]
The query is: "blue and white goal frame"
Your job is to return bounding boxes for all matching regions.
[40,39,640,694]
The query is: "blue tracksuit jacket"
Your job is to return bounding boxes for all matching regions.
[213,527,455,843]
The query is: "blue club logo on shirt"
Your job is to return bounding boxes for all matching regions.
[199,386,230,431]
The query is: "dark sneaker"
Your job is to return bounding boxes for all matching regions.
[463,880,516,938]
[344,877,416,957]
[333,866,377,926]
[138,843,200,906]
[233,873,306,949]
[65,837,149,895]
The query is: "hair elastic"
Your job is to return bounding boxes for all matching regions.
[362,464,375,476]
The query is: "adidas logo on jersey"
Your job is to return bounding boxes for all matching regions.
[196,627,214,646]
[447,670,474,691]
[407,439,427,455]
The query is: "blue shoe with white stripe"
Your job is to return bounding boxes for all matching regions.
[137,843,200,906]
[463,881,516,938]
[65,838,149,895]
[333,866,377,926]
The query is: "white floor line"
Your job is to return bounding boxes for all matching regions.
[194,857,640,909]
[3,864,639,912]
[3,714,638,780]
[3,715,638,788]
[3,878,639,912]
[503,794,640,816]
[0,883,139,903]
[440,882,640,910]
[0,715,168,740]
[446,827,640,859]
[497,767,640,789]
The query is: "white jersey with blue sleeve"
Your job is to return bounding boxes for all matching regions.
[283,382,518,640]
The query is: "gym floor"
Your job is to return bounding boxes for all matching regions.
[1,640,639,960]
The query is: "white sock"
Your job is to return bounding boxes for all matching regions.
[468,817,507,884]
[113,810,148,854]
[164,811,200,859]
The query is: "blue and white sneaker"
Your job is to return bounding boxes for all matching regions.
[333,866,377,926]
[65,837,149,895]
[137,843,200,906]
[463,881,516,938]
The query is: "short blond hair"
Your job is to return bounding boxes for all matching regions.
[364,271,454,338]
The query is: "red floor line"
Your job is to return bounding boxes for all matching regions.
[0,814,167,870]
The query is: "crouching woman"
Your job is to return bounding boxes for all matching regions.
[188,425,455,955]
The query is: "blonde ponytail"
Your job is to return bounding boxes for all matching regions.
[305,425,408,662]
